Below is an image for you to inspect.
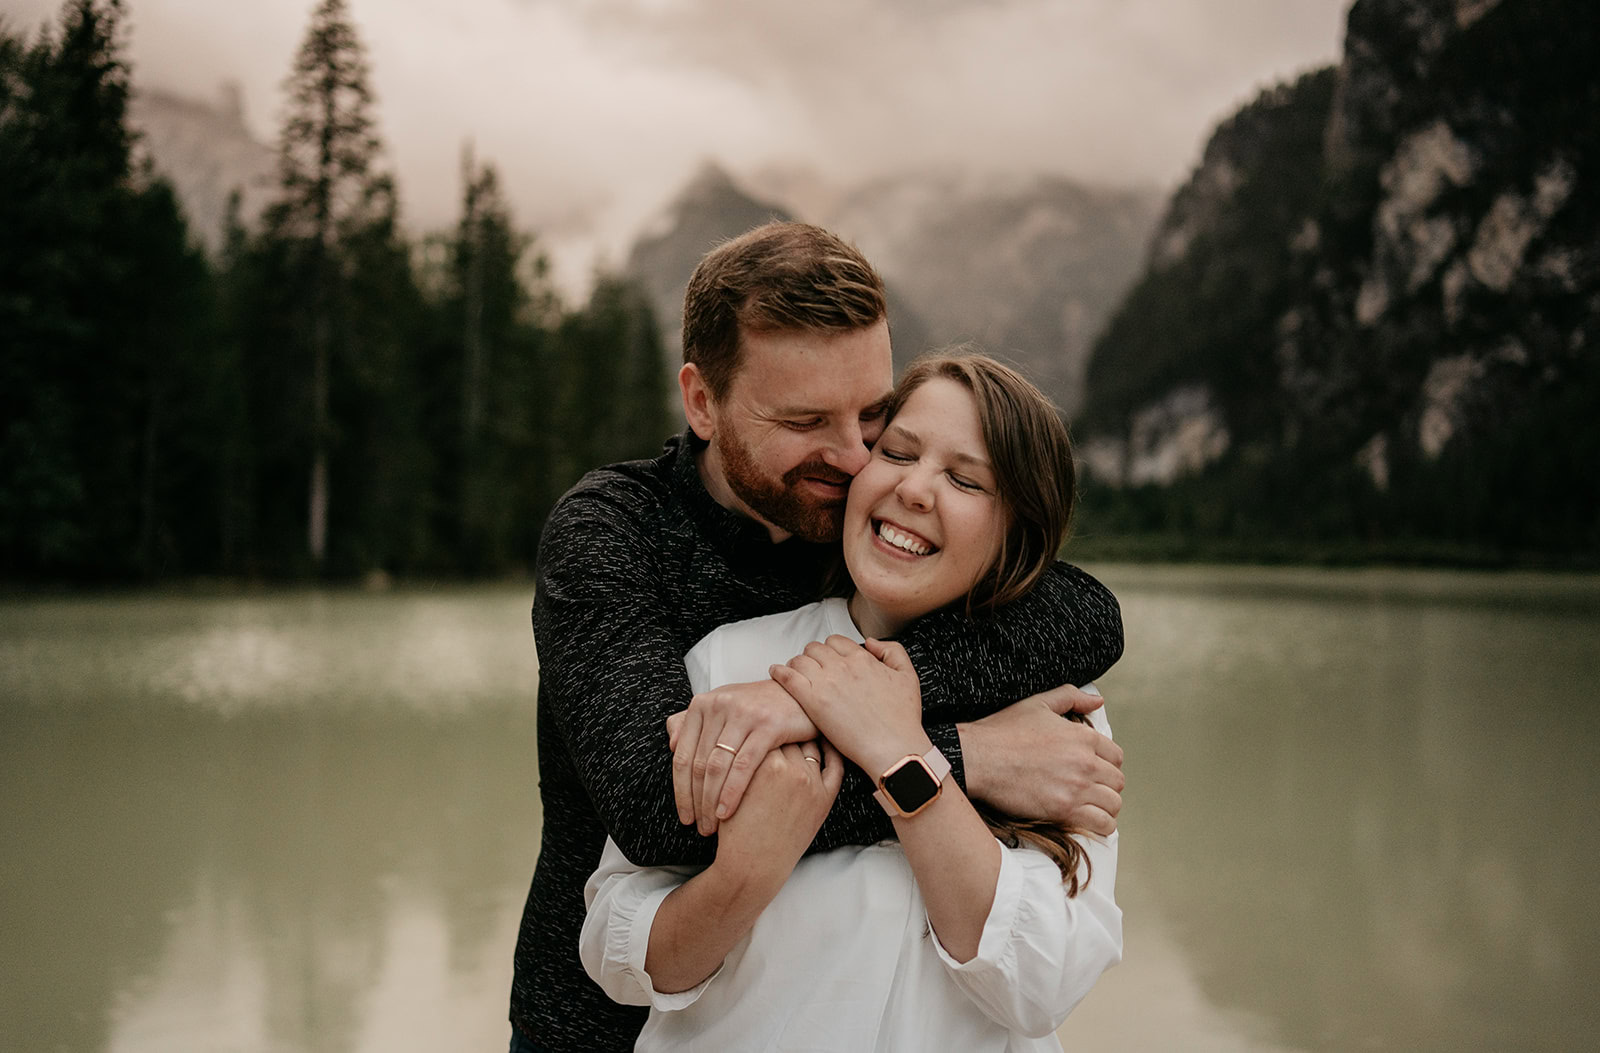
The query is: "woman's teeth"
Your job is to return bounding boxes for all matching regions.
[877,521,932,555]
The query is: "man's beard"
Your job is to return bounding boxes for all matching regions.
[716,429,850,543]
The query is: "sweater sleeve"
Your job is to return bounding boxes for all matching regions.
[896,561,1124,787]
[533,478,715,867]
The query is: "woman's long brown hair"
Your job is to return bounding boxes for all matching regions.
[888,350,1097,895]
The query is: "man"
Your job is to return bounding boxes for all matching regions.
[510,222,1125,1052]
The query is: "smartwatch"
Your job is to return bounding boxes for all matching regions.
[873,746,951,818]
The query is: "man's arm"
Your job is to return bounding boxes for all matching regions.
[896,561,1127,832]
[533,478,719,866]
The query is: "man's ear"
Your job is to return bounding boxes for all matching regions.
[680,363,717,441]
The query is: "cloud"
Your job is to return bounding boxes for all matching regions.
[1,0,1348,290]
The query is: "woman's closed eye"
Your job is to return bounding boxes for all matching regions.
[947,472,987,493]
[878,447,916,463]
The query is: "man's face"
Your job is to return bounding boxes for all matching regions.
[703,319,894,543]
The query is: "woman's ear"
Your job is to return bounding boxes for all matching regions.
[679,363,718,441]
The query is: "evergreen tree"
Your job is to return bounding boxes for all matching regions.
[548,274,672,491]
[261,0,396,571]
[0,0,215,579]
[448,148,533,569]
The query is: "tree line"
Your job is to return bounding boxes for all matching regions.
[1,0,672,582]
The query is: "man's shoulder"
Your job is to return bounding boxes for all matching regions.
[541,440,689,541]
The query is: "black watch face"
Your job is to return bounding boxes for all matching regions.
[882,760,939,814]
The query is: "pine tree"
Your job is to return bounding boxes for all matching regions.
[263,0,393,570]
[450,148,533,568]
[1,0,216,579]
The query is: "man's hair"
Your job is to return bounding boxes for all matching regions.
[885,349,1077,612]
[682,221,888,400]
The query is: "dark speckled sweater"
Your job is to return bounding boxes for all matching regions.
[509,432,1123,1051]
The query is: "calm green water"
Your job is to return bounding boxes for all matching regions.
[2,568,1597,1052]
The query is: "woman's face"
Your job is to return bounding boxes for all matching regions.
[842,376,1008,638]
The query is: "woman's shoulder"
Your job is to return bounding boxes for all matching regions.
[686,598,862,689]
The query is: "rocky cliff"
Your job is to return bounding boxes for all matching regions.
[127,86,276,255]
[1083,0,1598,557]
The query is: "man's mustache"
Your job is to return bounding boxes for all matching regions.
[783,461,852,487]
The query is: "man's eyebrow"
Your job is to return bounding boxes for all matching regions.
[768,394,894,418]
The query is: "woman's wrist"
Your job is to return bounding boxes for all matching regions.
[854,732,937,785]
[707,847,787,909]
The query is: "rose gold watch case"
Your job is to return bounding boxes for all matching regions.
[876,754,943,817]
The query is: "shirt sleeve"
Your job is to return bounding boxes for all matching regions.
[928,831,1122,1037]
[533,477,713,866]
[579,837,722,1010]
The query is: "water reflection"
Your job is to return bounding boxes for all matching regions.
[1089,566,1600,1051]
[0,588,542,1053]
[2,573,1597,1051]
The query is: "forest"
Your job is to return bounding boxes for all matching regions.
[1,0,672,582]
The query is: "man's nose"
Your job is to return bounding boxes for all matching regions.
[820,420,871,476]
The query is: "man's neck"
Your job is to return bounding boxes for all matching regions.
[694,441,792,544]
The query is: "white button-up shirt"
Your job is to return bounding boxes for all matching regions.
[581,598,1122,1051]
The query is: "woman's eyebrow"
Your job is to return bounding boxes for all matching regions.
[885,425,992,469]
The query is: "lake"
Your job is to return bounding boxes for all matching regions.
[2,566,1597,1051]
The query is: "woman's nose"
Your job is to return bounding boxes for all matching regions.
[895,468,935,510]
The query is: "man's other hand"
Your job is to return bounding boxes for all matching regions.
[667,679,819,836]
[957,684,1124,836]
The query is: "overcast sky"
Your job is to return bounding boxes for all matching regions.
[4,0,1350,284]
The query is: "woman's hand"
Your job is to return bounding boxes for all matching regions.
[769,636,930,776]
[643,739,842,994]
[714,741,843,896]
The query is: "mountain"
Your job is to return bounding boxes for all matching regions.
[818,172,1161,414]
[623,162,795,364]
[623,162,935,377]
[127,86,276,255]
[627,163,1160,413]
[1081,0,1598,558]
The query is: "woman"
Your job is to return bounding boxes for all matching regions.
[581,352,1121,1051]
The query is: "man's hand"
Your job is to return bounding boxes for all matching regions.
[958,684,1124,836]
[667,679,818,836]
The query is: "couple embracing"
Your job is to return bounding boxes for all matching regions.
[510,222,1126,1052]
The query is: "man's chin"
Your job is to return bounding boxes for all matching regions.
[765,501,845,544]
